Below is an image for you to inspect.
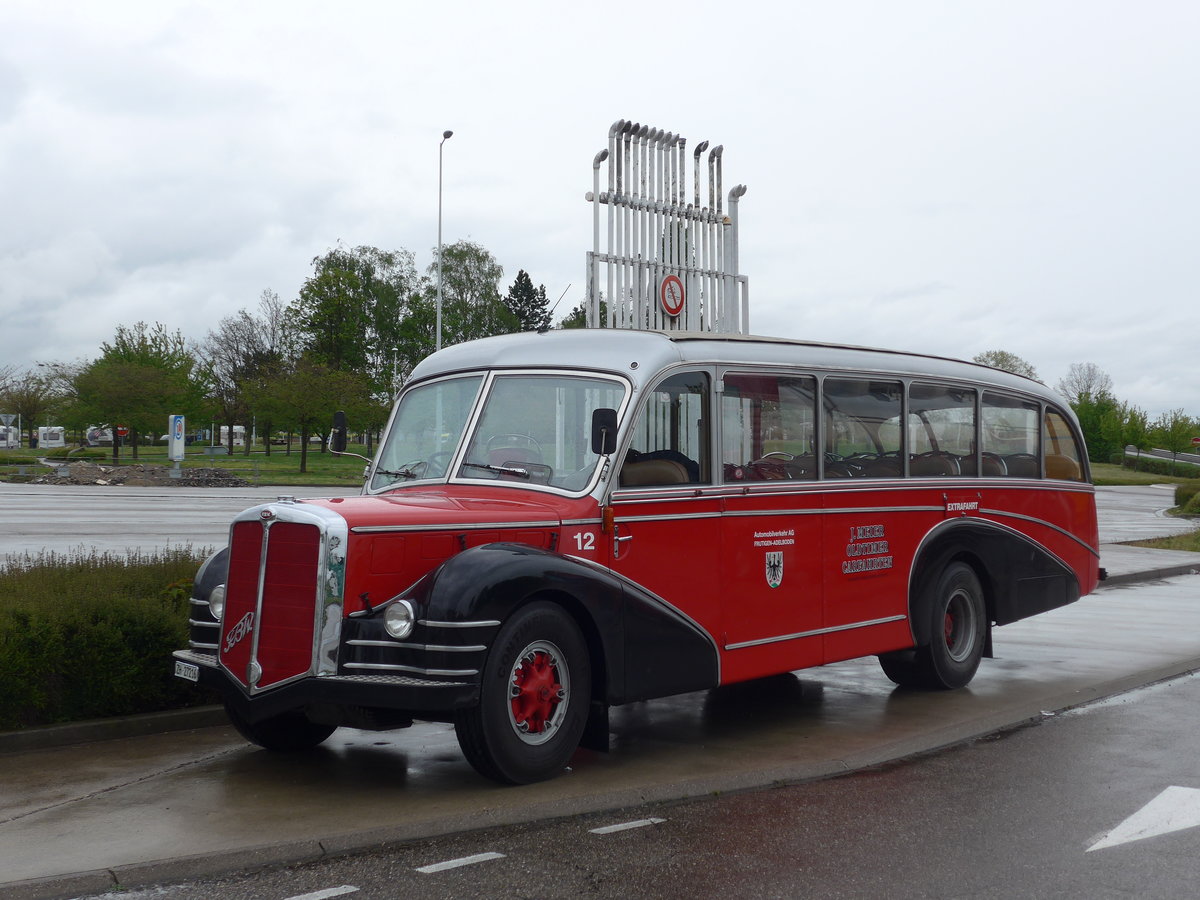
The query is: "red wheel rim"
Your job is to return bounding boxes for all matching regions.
[507,640,569,745]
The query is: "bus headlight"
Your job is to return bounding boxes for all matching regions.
[384,600,415,639]
[208,583,227,622]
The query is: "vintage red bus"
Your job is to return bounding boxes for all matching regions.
[174,329,1100,783]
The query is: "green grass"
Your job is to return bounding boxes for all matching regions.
[1090,462,1198,486]
[0,442,373,487]
[1126,531,1200,553]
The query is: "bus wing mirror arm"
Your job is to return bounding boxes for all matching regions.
[591,408,618,455]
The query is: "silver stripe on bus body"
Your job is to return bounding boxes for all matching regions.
[352,520,561,534]
[418,619,502,629]
[724,614,909,651]
[346,639,487,652]
[979,508,1101,557]
[342,661,479,677]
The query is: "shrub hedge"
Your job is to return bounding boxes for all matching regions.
[1111,452,1200,479]
[0,548,211,730]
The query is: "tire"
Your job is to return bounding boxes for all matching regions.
[455,601,591,784]
[879,562,986,690]
[224,702,336,752]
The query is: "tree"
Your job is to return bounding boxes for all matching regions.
[200,290,297,455]
[0,369,61,446]
[1124,405,1150,469]
[426,240,518,348]
[972,350,1039,381]
[1151,408,1197,475]
[558,297,607,329]
[291,245,422,387]
[72,322,207,462]
[258,357,372,473]
[504,270,552,332]
[1071,391,1124,464]
[1055,363,1114,405]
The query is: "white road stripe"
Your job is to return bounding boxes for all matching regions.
[589,817,666,834]
[416,851,506,873]
[283,886,359,900]
[1088,786,1200,851]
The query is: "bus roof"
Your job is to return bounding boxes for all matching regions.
[409,329,1062,404]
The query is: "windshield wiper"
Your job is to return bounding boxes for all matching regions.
[375,465,422,480]
[461,461,530,479]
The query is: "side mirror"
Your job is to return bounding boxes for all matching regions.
[591,408,618,455]
[331,410,348,454]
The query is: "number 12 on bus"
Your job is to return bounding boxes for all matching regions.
[174,330,1099,784]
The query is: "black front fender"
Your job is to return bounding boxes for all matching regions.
[407,543,719,705]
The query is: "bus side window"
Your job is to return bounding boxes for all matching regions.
[908,384,976,476]
[982,392,1040,477]
[1044,409,1085,481]
[621,371,710,486]
[823,378,903,478]
[721,373,816,481]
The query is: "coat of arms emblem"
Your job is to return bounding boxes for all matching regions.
[765,551,784,588]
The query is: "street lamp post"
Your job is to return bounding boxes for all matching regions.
[436,129,454,352]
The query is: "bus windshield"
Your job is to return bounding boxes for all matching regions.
[455,373,627,492]
[372,372,627,493]
[371,375,484,490]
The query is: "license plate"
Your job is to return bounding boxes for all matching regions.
[174,660,200,682]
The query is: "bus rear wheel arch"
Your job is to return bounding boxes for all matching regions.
[879,560,987,690]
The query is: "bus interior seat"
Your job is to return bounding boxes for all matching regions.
[1045,454,1081,481]
[909,452,961,476]
[620,458,690,487]
[981,453,1007,476]
[1003,453,1040,477]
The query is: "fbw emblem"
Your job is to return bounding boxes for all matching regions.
[765,551,784,588]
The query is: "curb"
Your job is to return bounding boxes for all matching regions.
[0,706,228,755]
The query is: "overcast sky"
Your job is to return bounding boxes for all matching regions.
[1,1,1196,417]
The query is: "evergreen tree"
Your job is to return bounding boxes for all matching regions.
[504,269,552,332]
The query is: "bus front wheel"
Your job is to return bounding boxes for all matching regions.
[455,601,591,784]
[880,562,986,690]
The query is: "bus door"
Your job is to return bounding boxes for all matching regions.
[606,371,724,674]
[820,377,914,662]
[717,372,824,681]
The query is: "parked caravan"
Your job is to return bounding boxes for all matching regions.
[37,426,65,449]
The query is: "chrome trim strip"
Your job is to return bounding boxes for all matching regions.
[352,520,560,534]
[418,618,502,629]
[977,509,1101,558]
[347,639,487,652]
[188,619,218,629]
[724,614,908,651]
[615,511,724,523]
[189,641,219,650]
[343,661,479,677]
[189,598,210,607]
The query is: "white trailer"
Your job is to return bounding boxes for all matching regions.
[37,426,66,449]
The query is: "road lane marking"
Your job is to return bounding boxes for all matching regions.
[590,817,667,834]
[283,887,359,900]
[1088,786,1200,851]
[416,851,506,873]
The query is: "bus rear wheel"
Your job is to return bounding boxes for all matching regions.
[455,601,591,784]
[880,562,986,690]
